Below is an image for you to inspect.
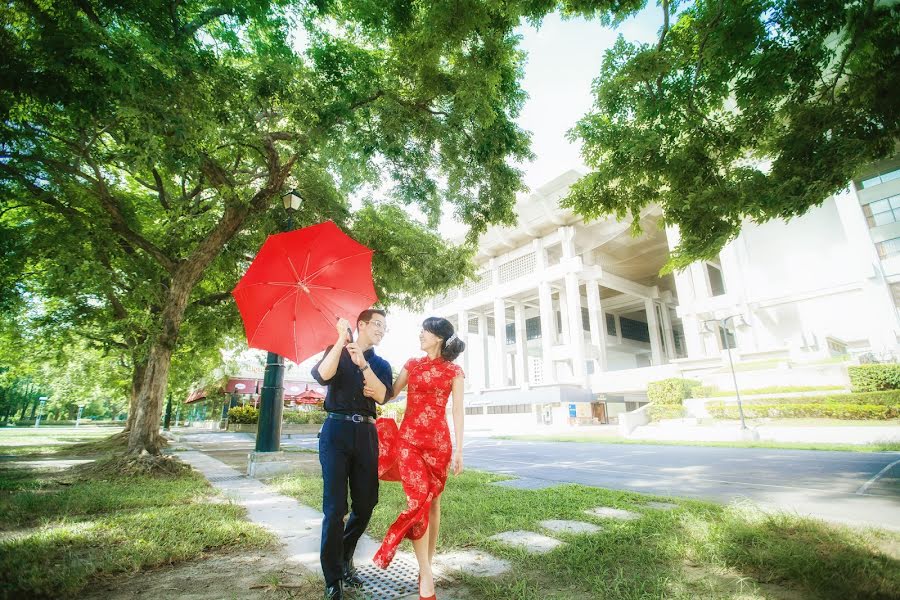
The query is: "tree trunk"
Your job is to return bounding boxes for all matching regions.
[124,357,148,433]
[127,280,191,455]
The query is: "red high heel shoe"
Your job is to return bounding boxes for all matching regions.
[418,573,436,600]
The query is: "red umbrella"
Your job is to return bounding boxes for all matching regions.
[232,221,377,364]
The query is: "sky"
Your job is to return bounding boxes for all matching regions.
[370,8,663,368]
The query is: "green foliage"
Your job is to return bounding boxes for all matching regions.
[647,378,701,405]
[282,410,326,425]
[564,0,900,269]
[227,405,259,424]
[849,364,900,392]
[707,391,900,420]
[648,404,684,421]
[692,385,845,398]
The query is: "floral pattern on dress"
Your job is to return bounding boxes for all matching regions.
[372,356,464,569]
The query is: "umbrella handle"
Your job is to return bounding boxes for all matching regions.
[346,327,354,343]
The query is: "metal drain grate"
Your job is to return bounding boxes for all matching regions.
[207,475,249,482]
[354,555,446,600]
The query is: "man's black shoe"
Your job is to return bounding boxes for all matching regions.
[324,582,343,599]
[342,559,364,588]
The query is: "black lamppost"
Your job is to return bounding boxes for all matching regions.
[163,393,173,430]
[704,314,748,430]
[254,191,302,454]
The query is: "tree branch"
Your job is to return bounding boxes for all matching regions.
[152,168,171,211]
[180,7,235,38]
[190,291,232,308]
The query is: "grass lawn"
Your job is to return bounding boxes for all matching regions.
[273,470,900,599]
[0,428,275,599]
[494,434,900,453]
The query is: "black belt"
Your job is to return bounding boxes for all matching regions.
[327,412,376,424]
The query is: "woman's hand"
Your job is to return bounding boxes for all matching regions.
[451,451,463,475]
[363,384,376,398]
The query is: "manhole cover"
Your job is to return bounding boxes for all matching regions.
[354,555,446,600]
[207,475,248,482]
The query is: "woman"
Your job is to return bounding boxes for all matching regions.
[368,317,465,600]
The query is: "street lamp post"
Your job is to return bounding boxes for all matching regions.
[222,383,245,429]
[253,191,301,455]
[704,315,748,430]
[75,403,86,428]
[163,393,173,431]
[34,397,47,428]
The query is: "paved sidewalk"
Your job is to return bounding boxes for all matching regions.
[174,448,472,600]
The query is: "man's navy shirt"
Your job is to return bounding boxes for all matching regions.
[311,345,393,418]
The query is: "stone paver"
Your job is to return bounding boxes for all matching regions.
[434,550,511,577]
[488,530,564,554]
[646,501,679,510]
[585,506,641,521]
[539,519,602,535]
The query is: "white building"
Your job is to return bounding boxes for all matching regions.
[428,158,900,429]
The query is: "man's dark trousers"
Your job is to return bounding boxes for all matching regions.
[319,417,379,587]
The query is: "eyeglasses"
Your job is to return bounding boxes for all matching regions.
[366,320,389,332]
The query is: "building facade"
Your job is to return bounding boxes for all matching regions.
[428,159,900,429]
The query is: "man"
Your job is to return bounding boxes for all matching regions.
[312,309,393,600]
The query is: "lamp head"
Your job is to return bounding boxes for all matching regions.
[281,190,302,211]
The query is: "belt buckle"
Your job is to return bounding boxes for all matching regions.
[351,414,363,423]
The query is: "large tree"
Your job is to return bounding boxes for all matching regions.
[563,0,899,269]
[1,0,537,456]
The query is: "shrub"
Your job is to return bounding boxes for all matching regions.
[227,405,258,424]
[706,390,900,420]
[306,410,327,424]
[647,378,702,405]
[649,405,684,421]
[282,411,309,424]
[849,364,900,392]
[707,402,897,420]
[691,385,718,398]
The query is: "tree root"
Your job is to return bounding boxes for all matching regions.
[72,452,191,478]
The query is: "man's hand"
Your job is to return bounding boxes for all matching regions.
[335,318,351,345]
[346,342,366,368]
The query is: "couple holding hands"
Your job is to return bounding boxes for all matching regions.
[311,309,466,600]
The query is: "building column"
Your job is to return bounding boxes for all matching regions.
[585,279,607,372]
[457,308,469,383]
[836,183,900,350]
[492,297,507,387]
[477,313,489,391]
[645,298,664,365]
[538,281,555,384]
[564,272,586,380]
[514,302,528,390]
[660,304,677,361]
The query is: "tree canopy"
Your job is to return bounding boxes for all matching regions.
[563,0,899,270]
[0,0,541,454]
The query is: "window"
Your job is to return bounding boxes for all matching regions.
[861,168,900,189]
[706,262,726,296]
[465,406,483,416]
[556,310,563,335]
[581,307,591,331]
[876,237,900,259]
[468,317,479,334]
[525,316,541,340]
[486,404,531,415]
[863,195,900,228]
[620,317,650,343]
[605,313,617,336]
[505,323,515,345]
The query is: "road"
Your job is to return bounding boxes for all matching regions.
[275,432,900,531]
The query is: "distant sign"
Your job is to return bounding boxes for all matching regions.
[568,403,577,417]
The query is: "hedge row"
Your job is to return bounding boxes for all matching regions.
[283,410,327,425]
[849,364,900,392]
[719,390,900,407]
[707,402,897,420]
[647,378,702,405]
[649,405,684,421]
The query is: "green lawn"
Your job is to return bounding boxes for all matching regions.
[274,471,900,600]
[0,429,275,599]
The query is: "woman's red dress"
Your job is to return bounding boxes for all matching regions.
[372,356,464,569]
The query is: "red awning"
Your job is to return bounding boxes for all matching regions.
[185,389,208,404]
[225,378,259,394]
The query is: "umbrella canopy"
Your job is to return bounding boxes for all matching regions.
[232,221,377,364]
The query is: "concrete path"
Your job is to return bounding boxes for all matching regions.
[173,439,502,599]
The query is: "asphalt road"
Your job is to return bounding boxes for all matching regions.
[277,432,900,531]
